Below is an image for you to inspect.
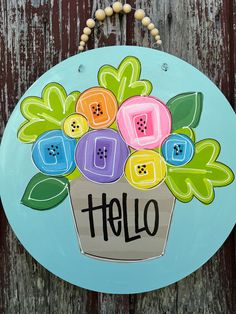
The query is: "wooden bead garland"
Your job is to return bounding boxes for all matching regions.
[150,28,159,36]
[95,9,106,21]
[81,34,89,42]
[104,7,113,16]
[81,3,162,52]
[83,27,92,35]
[147,23,155,30]
[123,4,132,13]
[142,17,151,26]
[86,18,95,28]
[134,9,145,21]
[112,2,123,13]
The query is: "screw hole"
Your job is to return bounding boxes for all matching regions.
[161,63,168,71]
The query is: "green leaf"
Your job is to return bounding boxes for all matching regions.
[98,56,153,104]
[21,173,69,210]
[65,167,82,181]
[174,127,196,142]
[18,83,80,143]
[165,139,234,204]
[167,92,203,131]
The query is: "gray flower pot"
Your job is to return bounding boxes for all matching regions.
[70,177,175,262]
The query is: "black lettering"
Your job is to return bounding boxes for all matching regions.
[144,199,159,236]
[81,194,96,237]
[123,193,141,242]
[134,198,146,233]
[102,193,108,241]
[108,198,122,236]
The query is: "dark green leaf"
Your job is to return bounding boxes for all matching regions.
[167,92,203,131]
[21,173,69,210]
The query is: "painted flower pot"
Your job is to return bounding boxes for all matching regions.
[70,177,175,261]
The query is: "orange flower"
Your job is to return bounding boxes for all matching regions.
[76,87,118,129]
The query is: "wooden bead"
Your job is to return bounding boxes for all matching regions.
[86,18,95,28]
[104,6,113,16]
[147,23,155,30]
[134,9,145,21]
[81,34,89,42]
[80,41,86,47]
[83,27,91,35]
[79,46,84,51]
[123,3,132,13]
[112,2,123,13]
[95,9,106,21]
[156,39,162,45]
[142,17,151,26]
[150,28,159,36]
[155,35,161,41]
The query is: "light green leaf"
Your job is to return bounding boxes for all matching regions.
[174,127,196,142]
[165,139,234,204]
[167,92,203,131]
[21,173,69,210]
[65,167,82,181]
[98,56,153,104]
[18,83,80,143]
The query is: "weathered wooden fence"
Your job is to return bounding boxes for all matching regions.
[0,0,235,313]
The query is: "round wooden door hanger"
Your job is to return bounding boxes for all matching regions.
[0,46,235,293]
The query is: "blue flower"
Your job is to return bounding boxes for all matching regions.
[161,133,194,166]
[32,130,76,175]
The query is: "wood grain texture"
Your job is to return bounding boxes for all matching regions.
[0,0,235,313]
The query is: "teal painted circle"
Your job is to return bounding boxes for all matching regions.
[0,46,235,294]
